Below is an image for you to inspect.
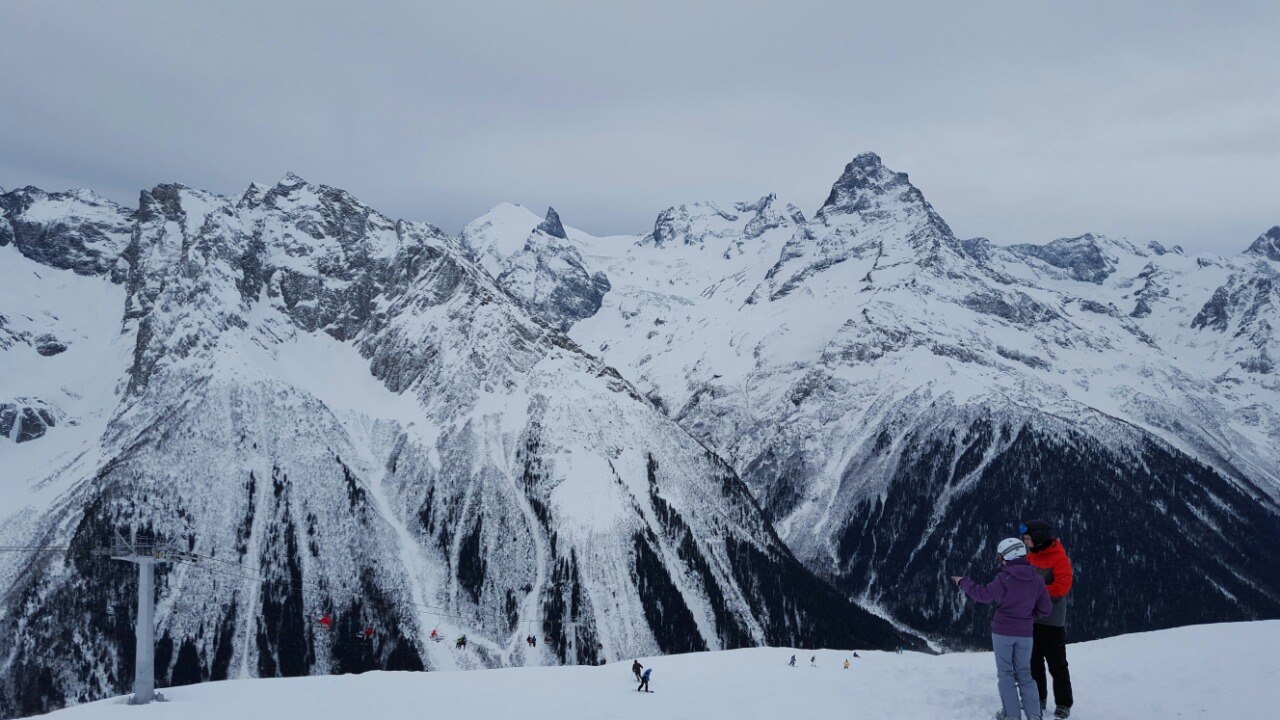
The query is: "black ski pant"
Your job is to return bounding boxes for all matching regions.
[1031,624,1073,709]
[637,678,649,692]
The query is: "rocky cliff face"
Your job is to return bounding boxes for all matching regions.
[0,175,916,719]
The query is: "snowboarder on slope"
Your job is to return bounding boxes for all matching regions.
[953,537,1052,720]
[809,655,816,667]
[843,659,850,670]
[789,655,796,667]
[632,659,644,682]
[455,635,467,650]
[1020,519,1075,719]
[637,667,652,693]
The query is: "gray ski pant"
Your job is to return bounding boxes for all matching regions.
[992,633,1042,720]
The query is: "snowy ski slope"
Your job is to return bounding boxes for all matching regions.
[38,621,1280,720]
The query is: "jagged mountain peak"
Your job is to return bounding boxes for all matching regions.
[817,152,934,222]
[537,206,568,239]
[646,201,739,248]
[643,195,803,250]
[461,202,545,276]
[277,171,308,188]
[1,185,135,280]
[1245,225,1280,262]
[1005,233,1150,284]
[239,181,268,207]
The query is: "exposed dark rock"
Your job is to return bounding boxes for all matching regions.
[1,187,134,281]
[34,333,68,356]
[0,399,60,442]
[1008,234,1116,284]
[537,207,567,239]
[1244,226,1280,262]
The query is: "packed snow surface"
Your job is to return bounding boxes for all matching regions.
[40,621,1280,720]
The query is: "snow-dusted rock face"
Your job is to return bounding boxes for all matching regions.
[468,154,1280,648]
[0,178,915,719]
[463,205,610,331]
[1,187,134,281]
[1245,225,1280,262]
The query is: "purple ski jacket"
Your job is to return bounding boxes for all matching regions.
[959,558,1052,637]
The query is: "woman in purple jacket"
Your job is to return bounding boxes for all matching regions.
[952,537,1052,720]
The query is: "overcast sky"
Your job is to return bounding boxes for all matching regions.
[2,1,1276,253]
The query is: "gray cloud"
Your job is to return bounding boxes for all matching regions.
[2,0,1277,253]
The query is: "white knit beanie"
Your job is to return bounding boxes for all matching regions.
[997,537,1027,560]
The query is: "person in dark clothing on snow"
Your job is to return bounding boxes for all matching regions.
[637,667,652,693]
[1021,519,1075,719]
[632,659,644,682]
[953,537,1052,720]
[789,654,796,667]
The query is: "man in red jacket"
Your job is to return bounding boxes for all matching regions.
[1020,519,1074,719]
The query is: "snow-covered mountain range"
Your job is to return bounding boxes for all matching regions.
[2,154,1278,717]
[460,153,1280,645]
[0,175,913,718]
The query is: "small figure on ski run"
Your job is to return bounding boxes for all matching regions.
[896,646,903,655]
[637,667,652,693]
[852,652,860,659]
[1020,519,1075,719]
[317,613,332,631]
[809,655,816,667]
[455,635,467,650]
[788,655,796,667]
[843,659,850,670]
[632,659,644,682]
[953,537,1052,720]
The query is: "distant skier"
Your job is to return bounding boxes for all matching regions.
[455,635,467,650]
[317,613,332,631]
[843,659,850,670]
[789,654,796,667]
[896,646,903,655]
[637,667,652,693]
[809,655,816,667]
[632,659,644,682]
[953,537,1052,720]
[1020,519,1075,719]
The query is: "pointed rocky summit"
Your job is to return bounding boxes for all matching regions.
[537,206,568,239]
[1245,226,1280,262]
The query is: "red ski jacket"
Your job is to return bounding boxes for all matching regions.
[1026,539,1073,598]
